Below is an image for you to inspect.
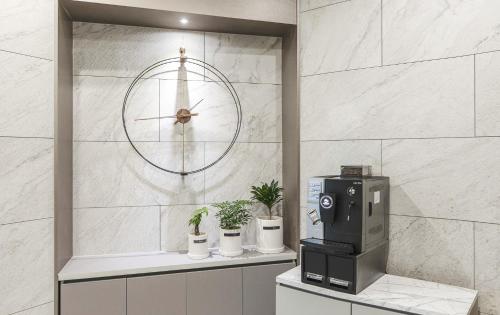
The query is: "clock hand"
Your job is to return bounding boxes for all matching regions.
[135,113,198,121]
[137,100,202,123]
[182,123,185,173]
[189,98,204,111]
[135,115,176,121]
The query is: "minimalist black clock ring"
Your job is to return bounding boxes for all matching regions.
[122,48,242,176]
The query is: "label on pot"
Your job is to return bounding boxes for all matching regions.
[263,226,281,230]
[193,239,207,244]
[223,232,240,237]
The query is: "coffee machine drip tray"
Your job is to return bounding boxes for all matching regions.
[300,240,388,295]
[301,238,355,255]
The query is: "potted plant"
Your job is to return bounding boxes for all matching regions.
[187,207,209,259]
[251,180,284,253]
[213,200,253,257]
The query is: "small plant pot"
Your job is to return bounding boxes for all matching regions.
[188,232,209,260]
[219,228,243,257]
[256,216,284,254]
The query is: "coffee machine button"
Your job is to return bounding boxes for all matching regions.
[347,186,356,196]
[320,195,334,209]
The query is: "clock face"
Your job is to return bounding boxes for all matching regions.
[122,51,242,175]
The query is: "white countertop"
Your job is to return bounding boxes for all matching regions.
[276,266,478,315]
[58,246,296,281]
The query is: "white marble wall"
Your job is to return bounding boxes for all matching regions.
[0,0,54,314]
[73,23,283,256]
[300,1,500,314]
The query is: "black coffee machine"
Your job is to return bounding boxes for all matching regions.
[301,166,389,294]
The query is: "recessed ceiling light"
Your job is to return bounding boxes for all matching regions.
[180,18,189,25]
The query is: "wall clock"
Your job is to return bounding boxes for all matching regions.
[122,48,242,176]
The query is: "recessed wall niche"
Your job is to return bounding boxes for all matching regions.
[72,22,284,256]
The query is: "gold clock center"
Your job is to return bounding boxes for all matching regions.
[176,108,195,124]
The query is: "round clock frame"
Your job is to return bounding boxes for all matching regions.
[122,53,242,176]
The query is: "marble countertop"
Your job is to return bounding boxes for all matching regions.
[276,266,478,315]
[58,246,296,281]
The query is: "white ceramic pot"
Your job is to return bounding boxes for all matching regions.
[188,232,209,260]
[256,216,284,254]
[219,228,243,257]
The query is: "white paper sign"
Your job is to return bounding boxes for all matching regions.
[374,191,380,204]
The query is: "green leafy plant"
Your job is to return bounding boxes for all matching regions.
[188,207,209,236]
[213,200,253,230]
[250,179,283,220]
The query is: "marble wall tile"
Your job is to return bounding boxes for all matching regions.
[383,0,500,64]
[0,51,53,138]
[237,202,272,247]
[74,206,160,256]
[159,80,282,142]
[299,140,381,206]
[202,204,223,248]
[0,219,53,314]
[74,76,160,141]
[300,56,474,141]
[161,204,199,251]
[232,83,282,142]
[73,141,205,208]
[205,142,282,203]
[300,0,381,76]
[15,302,54,315]
[0,0,54,60]
[161,204,211,251]
[475,223,500,315]
[205,32,282,84]
[476,51,500,137]
[0,138,53,225]
[387,215,474,289]
[383,138,500,224]
[300,0,349,12]
[73,22,204,78]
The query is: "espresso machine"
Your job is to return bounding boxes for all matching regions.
[301,166,389,294]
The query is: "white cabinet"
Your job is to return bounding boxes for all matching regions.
[352,304,403,315]
[276,285,350,315]
[276,285,406,315]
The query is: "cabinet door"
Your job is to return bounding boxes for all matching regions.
[276,285,350,315]
[127,273,186,315]
[352,304,404,315]
[60,278,126,315]
[187,268,242,315]
[243,263,295,315]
